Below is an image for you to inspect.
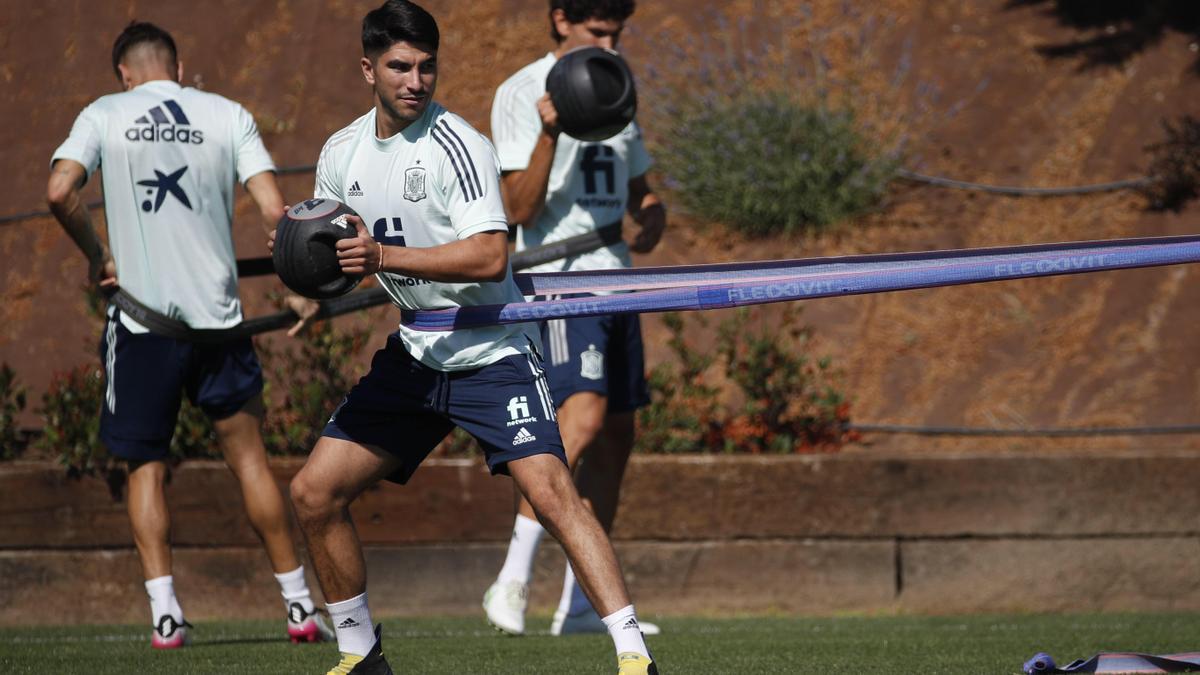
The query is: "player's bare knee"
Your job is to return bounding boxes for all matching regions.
[222,452,265,482]
[525,471,583,523]
[562,426,604,468]
[289,471,338,523]
[127,459,168,487]
[568,411,606,445]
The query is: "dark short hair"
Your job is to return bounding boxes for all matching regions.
[111,21,177,80]
[362,0,440,58]
[549,0,636,42]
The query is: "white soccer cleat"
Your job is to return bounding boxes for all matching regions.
[551,608,661,636]
[483,579,529,635]
[287,602,335,643]
[151,615,192,649]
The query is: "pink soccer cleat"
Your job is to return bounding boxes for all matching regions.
[287,602,335,644]
[151,615,192,649]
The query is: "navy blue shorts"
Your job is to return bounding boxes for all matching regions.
[322,334,567,484]
[540,300,650,413]
[98,313,264,462]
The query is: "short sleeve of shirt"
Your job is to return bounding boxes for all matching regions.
[627,121,652,179]
[490,77,541,173]
[50,103,104,180]
[431,119,508,239]
[314,137,344,201]
[233,103,275,185]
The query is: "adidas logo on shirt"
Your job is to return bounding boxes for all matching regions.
[512,427,537,446]
[348,180,364,197]
[125,99,204,144]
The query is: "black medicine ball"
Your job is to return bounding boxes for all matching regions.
[546,46,637,142]
[273,199,362,300]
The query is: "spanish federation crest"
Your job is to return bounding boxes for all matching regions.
[580,344,604,381]
[403,166,427,202]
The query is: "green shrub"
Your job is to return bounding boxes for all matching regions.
[636,314,722,453]
[258,315,374,454]
[657,93,897,236]
[637,308,853,454]
[36,364,109,476]
[715,306,852,452]
[634,5,954,236]
[0,363,28,459]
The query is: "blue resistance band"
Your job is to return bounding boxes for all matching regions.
[400,234,1200,331]
[1025,649,1200,673]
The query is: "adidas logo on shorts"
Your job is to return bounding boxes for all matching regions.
[512,427,537,446]
[348,180,364,197]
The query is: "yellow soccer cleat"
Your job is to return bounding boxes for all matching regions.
[617,652,660,675]
[326,652,365,675]
[325,625,393,675]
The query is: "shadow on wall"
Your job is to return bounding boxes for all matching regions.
[1007,0,1200,74]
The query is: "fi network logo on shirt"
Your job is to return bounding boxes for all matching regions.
[125,100,205,144]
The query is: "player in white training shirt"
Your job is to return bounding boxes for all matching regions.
[483,0,667,640]
[278,3,658,674]
[46,22,330,649]
[313,101,540,370]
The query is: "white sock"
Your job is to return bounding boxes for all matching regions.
[145,575,183,625]
[496,514,545,585]
[556,563,594,617]
[601,604,649,658]
[326,592,375,657]
[274,565,316,615]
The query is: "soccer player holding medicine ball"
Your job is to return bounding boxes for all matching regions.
[483,0,667,646]
[274,2,660,672]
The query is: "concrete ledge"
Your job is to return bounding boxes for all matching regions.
[362,539,898,618]
[0,539,892,625]
[6,453,1200,548]
[0,458,514,548]
[9,536,1200,626]
[899,537,1200,614]
[4,452,1200,624]
[617,453,1200,539]
[0,548,299,626]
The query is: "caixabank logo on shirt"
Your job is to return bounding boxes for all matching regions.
[136,165,192,213]
[125,100,204,144]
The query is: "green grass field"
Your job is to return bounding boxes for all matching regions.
[3,612,1200,674]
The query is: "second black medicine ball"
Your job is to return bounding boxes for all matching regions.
[273,199,362,300]
[546,46,637,142]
